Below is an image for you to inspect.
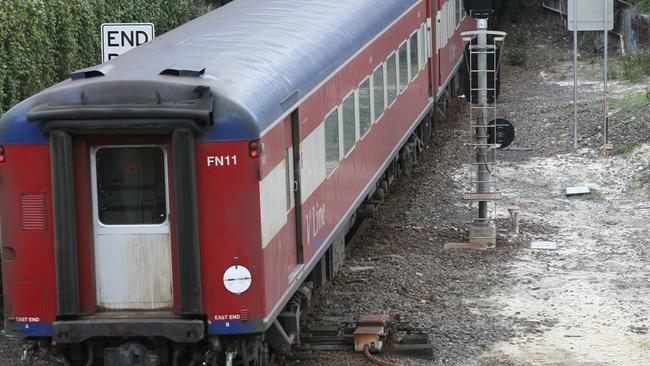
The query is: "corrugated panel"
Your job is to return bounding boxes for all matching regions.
[240,308,249,321]
[21,193,46,231]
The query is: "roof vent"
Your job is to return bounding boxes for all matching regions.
[70,64,114,80]
[160,67,206,78]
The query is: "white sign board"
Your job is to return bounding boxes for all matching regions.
[101,23,155,63]
[567,0,613,31]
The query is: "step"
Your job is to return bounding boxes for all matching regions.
[463,192,502,201]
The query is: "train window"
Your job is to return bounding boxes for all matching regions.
[95,147,167,225]
[386,53,397,106]
[285,147,294,211]
[398,42,408,92]
[410,32,418,80]
[372,64,385,122]
[324,109,340,175]
[358,78,372,137]
[419,25,426,70]
[342,92,357,155]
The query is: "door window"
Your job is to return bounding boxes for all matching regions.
[95,147,167,225]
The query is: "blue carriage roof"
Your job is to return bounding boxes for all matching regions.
[0,0,418,143]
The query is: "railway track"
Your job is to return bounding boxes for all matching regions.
[278,117,440,365]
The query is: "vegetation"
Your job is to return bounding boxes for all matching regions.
[506,0,528,24]
[506,32,527,66]
[0,0,230,114]
[611,91,649,108]
[637,0,650,13]
[608,51,650,82]
[615,142,642,156]
[577,187,604,200]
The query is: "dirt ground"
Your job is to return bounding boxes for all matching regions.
[2,3,650,366]
[297,4,650,366]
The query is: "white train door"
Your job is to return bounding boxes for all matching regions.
[90,145,173,310]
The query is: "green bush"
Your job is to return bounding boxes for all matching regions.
[507,47,527,66]
[0,0,226,114]
[506,32,527,66]
[618,51,650,82]
[638,0,650,13]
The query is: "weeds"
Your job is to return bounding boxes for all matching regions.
[608,61,619,80]
[615,142,641,156]
[617,51,650,82]
[507,47,527,66]
[611,91,649,108]
[583,188,604,200]
[507,32,527,66]
[638,0,650,13]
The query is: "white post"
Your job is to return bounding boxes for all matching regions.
[476,18,489,222]
[603,0,609,145]
[573,0,579,150]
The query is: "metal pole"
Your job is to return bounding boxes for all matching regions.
[603,0,609,145]
[573,0,579,150]
[477,18,489,222]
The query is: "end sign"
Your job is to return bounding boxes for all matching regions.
[101,23,155,63]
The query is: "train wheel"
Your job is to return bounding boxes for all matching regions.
[61,343,95,366]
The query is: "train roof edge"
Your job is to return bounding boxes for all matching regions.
[0,0,418,144]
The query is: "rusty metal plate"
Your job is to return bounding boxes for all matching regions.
[358,314,390,326]
[354,325,385,352]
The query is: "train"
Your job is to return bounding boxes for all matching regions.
[0,0,475,365]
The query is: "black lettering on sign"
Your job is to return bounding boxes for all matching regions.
[108,53,119,60]
[121,31,134,47]
[107,31,120,47]
[135,31,149,45]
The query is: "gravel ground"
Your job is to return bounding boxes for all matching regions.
[2,3,649,366]
[296,4,650,366]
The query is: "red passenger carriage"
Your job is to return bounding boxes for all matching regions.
[0,1,473,364]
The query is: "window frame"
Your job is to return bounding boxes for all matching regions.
[386,51,398,108]
[323,106,341,178]
[398,41,409,95]
[371,62,386,123]
[341,89,358,158]
[91,144,171,234]
[419,24,427,71]
[285,147,294,212]
[357,76,373,139]
[409,30,419,82]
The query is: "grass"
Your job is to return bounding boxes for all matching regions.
[615,142,641,156]
[611,91,649,108]
[627,176,650,199]
[507,47,527,66]
[507,32,527,66]
[584,187,604,200]
[608,61,619,80]
[618,51,650,82]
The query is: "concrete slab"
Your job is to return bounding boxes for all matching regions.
[566,186,591,196]
[531,241,558,250]
[470,224,496,246]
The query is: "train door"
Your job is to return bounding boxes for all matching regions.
[434,0,442,92]
[290,110,304,266]
[90,145,173,310]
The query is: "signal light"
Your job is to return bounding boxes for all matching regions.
[0,146,5,163]
[249,141,260,159]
